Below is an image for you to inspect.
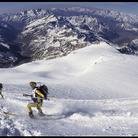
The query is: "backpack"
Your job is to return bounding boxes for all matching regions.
[37,84,49,100]
[0,83,3,89]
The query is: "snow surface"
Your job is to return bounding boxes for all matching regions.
[132,39,138,46]
[0,42,138,136]
[0,43,10,49]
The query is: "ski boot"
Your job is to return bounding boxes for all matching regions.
[38,111,45,116]
[29,111,35,118]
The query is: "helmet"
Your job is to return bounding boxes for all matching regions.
[29,82,36,88]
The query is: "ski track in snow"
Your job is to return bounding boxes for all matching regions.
[0,42,138,136]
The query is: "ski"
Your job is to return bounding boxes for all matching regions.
[3,111,44,120]
[3,111,63,120]
[3,111,18,116]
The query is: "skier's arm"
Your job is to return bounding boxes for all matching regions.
[35,89,44,98]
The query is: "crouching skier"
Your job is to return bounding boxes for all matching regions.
[27,81,45,118]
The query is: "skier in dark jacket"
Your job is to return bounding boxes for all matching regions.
[0,83,4,98]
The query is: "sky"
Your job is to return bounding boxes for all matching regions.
[0,2,137,15]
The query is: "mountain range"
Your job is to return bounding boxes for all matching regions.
[0,7,138,68]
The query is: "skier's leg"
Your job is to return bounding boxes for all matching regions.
[27,102,44,117]
[27,103,39,118]
[37,102,45,116]
[36,102,42,112]
[27,103,43,112]
[0,89,3,98]
[27,103,37,112]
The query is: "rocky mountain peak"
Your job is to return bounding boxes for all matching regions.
[0,7,138,68]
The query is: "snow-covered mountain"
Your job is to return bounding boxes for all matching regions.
[0,21,31,68]
[0,7,138,67]
[0,9,50,30]
[18,14,119,61]
[51,7,138,24]
[0,21,19,67]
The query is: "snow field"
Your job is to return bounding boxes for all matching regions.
[1,89,138,136]
[0,42,138,136]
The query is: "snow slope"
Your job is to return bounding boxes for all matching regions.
[0,42,138,136]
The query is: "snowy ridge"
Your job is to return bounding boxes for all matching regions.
[1,9,49,26]
[0,7,138,67]
[51,7,138,24]
[18,13,117,61]
[0,42,138,136]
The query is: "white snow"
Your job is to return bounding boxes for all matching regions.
[0,43,10,49]
[132,39,138,46]
[0,41,138,136]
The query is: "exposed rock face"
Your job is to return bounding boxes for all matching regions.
[0,7,138,67]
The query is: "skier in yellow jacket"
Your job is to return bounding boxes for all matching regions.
[27,81,45,118]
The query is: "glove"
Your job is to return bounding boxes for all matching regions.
[31,95,34,100]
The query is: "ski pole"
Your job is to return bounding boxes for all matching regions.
[23,93,56,101]
[47,95,56,97]
[23,94,32,97]
[23,94,56,98]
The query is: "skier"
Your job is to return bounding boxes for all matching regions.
[0,83,4,98]
[27,81,45,118]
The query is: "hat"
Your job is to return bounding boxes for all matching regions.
[29,82,36,88]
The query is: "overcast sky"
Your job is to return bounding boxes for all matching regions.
[0,2,137,15]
